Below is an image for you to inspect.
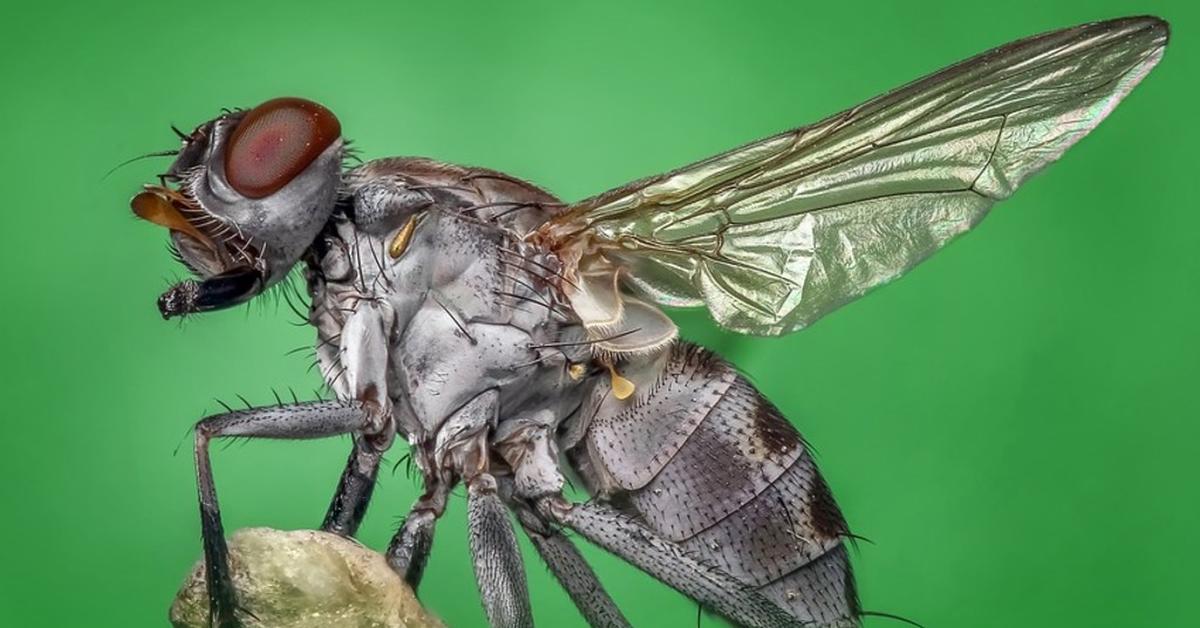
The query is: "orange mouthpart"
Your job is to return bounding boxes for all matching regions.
[130,186,217,251]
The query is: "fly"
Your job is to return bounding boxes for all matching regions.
[130,17,1168,628]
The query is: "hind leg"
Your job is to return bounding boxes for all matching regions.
[514,505,631,628]
[535,496,801,628]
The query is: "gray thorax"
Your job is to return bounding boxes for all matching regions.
[306,173,592,495]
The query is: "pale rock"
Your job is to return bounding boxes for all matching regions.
[170,528,443,628]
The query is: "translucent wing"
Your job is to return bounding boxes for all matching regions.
[539,17,1168,335]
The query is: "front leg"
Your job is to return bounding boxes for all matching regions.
[320,439,383,537]
[193,400,374,628]
[321,296,397,537]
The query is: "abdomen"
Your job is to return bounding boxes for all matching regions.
[572,342,860,626]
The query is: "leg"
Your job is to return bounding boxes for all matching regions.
[320,439,383,537]
[194,400,371,628]
[391,388,497,591]
[386,478,451,590]
[536,497,800,628]
[515,507,631,628]
[321,295,396,535]
[468,473,533,628]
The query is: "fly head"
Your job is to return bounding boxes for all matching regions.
[131,97,345,319]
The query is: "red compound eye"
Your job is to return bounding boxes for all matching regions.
[224,97,341,199]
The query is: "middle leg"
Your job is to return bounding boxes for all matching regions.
[386,476,451,590]
[468,472,533,628]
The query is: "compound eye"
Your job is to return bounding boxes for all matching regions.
[224,97,341,199]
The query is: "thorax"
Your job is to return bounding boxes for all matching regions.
[306,206,590,445]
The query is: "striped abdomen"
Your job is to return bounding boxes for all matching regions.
[573,342,859,626]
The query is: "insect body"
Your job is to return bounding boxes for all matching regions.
[132,17,1168,628]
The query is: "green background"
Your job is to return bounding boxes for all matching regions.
[1,1,1196,626]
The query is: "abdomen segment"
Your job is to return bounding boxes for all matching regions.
[574,342,859,626]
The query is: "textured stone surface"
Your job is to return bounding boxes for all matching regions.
[171,528,443,628]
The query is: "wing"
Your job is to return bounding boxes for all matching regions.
[538,16,1168,335]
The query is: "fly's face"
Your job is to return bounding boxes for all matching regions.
[132,97,344,318]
